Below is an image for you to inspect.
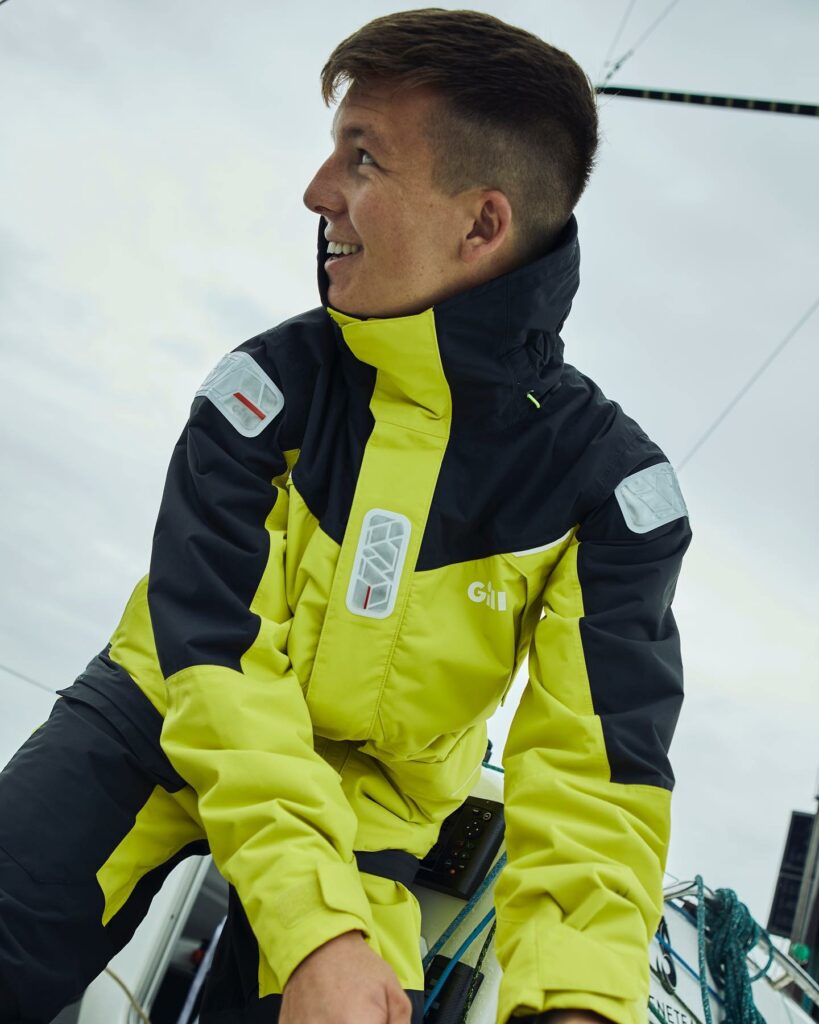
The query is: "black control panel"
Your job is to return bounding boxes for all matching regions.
[423,954,485,1024]
[414,795,505,899]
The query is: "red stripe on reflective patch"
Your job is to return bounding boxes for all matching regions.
[233,392,266,420]
[364,586,372,610]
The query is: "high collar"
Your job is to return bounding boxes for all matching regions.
[316,214,580,425]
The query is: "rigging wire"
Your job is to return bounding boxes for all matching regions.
[597,0,639,84]
[0,661,56,695]
[677,294,819,472]
[600,0,683,88]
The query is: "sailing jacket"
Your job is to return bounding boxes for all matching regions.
[98,213,691,1024]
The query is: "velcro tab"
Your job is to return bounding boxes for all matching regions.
[614,462,688,534]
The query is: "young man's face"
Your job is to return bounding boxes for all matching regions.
[302,80,514,319]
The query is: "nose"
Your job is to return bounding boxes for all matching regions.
[303,156,342,218]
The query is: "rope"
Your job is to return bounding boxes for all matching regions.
[104,966,152,1024]
[694,875,775,1024]
[457,919,497,1023]
[422,853,507,970]
[423,908,496,1018]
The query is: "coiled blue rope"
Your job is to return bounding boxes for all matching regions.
[694,874,775,1024]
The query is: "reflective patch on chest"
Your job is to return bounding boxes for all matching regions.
[196,352,284,437]
[346,509,412,619]
[614,462,688,534]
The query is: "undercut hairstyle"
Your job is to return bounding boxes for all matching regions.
[320,8,600,265]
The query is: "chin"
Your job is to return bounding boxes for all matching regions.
[329,283,431,321]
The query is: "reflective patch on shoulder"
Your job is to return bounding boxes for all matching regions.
[614,462,688,534]
[195,352,284,437]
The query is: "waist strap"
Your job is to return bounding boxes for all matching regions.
[354,849,420,889]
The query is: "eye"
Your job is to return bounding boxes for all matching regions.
[356,148,377,167]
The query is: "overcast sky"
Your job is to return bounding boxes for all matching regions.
[1,0,817,934]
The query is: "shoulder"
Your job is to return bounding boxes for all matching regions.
[548,361,676,511]
[190,306,335,449]
[234,305,334,376]
[551,364,690,545]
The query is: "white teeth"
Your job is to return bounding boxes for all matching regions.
[327,241,362,255]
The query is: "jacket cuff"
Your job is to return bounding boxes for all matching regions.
[495,913,649,1024]
[253,859,376,991]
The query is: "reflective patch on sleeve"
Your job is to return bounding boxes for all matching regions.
[195,352,284,437]
[614,462,688,534]
[346,509,412,619]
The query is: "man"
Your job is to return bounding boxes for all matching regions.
[0,9,691,1024]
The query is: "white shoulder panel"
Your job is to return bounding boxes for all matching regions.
[614,462,688,534]
[195,351,284,437]
[346,509,412,619]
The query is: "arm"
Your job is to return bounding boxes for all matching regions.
[493,459,691,1024]
[148,339,375,989]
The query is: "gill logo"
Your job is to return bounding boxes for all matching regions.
[467,581,507,611]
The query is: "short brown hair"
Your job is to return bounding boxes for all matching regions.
[320,8,599,264]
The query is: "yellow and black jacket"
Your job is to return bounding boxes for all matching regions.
[79,215,691,1024]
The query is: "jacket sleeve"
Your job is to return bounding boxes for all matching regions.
[492,458,692,1024]
[147,338,375,989]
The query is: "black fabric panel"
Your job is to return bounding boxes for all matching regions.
[148,332,294,679]
[58,646,187,791]
[576,459,692,791]
[429,215,578,427]
[417,364,644,570]
[291,341,376,547]
[0,694,205,1022]
[354,848,421,889]
[148,311,375,675]
[105,837,210,955]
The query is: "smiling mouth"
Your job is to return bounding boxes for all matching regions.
[325,249,363,267]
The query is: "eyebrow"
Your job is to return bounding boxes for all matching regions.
[330,123,393,156]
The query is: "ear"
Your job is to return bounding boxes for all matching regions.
[460,190,514,264]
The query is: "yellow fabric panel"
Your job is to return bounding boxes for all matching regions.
[285,487,339,691]
[96,784,205,926]
[332,725,486,859]
[160,664,377,989]
[257,871,423,997]
[109,575,168,717]
[493,532,672,1024]
[242,453,298,673]
[383,557,529,750]
[155,447,381,989]
[327,307,450,435]
[360,873,424,991]
[306,421,449,742]
[108,449,299,718]
[306,309,452,746]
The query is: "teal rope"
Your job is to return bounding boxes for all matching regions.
[695,875,773,1024]
[423,908,496,1017]
[695,877,715,1024]
[422,853,507,970]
